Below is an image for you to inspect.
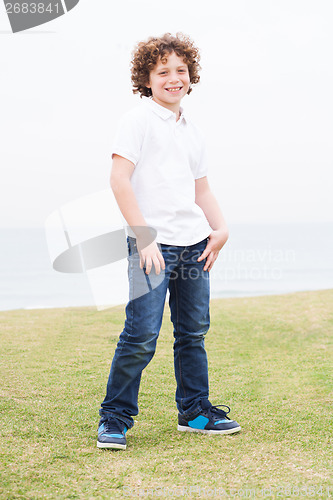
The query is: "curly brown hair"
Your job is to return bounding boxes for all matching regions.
[130,32,201,98]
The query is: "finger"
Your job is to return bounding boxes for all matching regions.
[203,251,217,271]
[145,257,152,275]
[205,253,218,271]
[203,257,211,271]
[208,259,217,271]
[158,253,166,270]
[197,247,211,262]
[152,256,161,275]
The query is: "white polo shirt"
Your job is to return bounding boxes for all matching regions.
[110,96,212,246]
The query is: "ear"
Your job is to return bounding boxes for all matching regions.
[145,71,153,89]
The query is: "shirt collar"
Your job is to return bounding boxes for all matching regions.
[142,96,187,123]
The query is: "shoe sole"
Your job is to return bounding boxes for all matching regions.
[177,424,241,435]
[97,441,126,450]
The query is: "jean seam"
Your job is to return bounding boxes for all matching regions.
[174,270,187,402]
[128,256,134,334]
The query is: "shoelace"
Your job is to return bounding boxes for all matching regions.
[104,417,125,434]
[207,404,231,421]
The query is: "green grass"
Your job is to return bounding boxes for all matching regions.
[0,289,332,499]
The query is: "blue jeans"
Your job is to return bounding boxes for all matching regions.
[99,236,210,429]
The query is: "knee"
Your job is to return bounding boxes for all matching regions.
[174,327,208,343]
[186,314,210,338]
[120,329,158,353]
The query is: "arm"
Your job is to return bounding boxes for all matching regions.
[195,176,229,271]
[111,154,165,274]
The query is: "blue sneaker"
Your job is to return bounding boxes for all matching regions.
[97,417,127,449]
[178,400,241,435]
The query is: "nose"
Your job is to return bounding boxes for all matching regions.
[168,72,180,83]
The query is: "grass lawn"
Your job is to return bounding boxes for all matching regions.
[0,289,332,499]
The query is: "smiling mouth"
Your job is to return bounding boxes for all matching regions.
[165,87,183,92]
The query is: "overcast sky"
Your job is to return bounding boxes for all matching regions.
[1,0,332,228]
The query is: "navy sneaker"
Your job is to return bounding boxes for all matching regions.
[97,417,128,450]
[178,400,241,435]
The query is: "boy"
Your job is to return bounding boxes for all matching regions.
[98,32,241,450]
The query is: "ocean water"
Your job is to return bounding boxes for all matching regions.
[0,223,332,312]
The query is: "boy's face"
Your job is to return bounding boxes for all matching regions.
[146,51,190,112]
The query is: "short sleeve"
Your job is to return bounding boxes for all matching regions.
[111,110,145,166]
[195,135,208,179]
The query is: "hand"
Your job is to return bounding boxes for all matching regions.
[137,239,165,275]
[197,229,229,272]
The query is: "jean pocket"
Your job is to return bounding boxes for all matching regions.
[127,236,138,257]
[195,238,208,250]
